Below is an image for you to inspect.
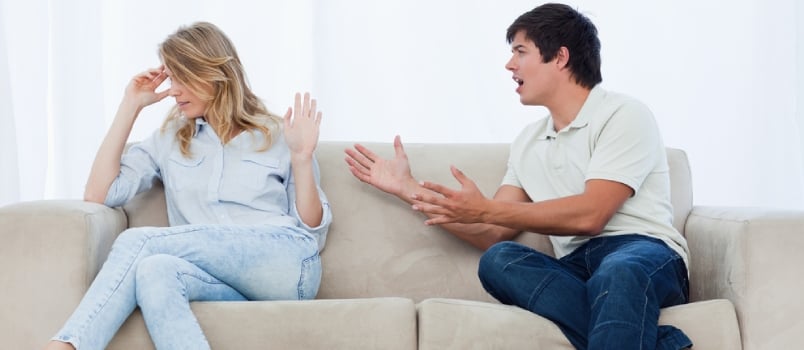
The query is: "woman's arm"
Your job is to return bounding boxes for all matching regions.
[84,67,169,204]
[283,92,324,227]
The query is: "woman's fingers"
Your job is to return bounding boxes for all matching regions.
[305,92,313,117]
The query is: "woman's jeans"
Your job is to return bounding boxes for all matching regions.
[479,234,692,350]
[52,224,321,350]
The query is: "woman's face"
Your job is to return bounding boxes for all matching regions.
[164,67,211,119]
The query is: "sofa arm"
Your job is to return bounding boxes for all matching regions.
[685,206,804,350]
[0,200,127,349]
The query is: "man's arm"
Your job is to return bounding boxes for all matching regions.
[345,136,529,250]
[413,166,633,237]
[431,184,531,250]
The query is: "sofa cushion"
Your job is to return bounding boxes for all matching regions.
[416,298,740,350]
[109,297,417,350]
[666,148,692,236]
[417,298,574,350]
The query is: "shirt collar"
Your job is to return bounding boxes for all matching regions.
[194,117,208,136]
[536,84,605,140]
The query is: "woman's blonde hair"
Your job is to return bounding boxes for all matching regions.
[159,22,281,156]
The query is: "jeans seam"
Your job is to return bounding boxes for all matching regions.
[640,255,681,349]
[501,251,534,271]
[525,271,561,311]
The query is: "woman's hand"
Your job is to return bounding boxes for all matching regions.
[122,66,170,111]
[284,92,322,159]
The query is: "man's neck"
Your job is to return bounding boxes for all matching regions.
[547,84,592,132]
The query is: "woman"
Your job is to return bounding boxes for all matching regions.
[45,22,331,350]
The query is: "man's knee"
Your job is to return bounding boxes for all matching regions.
[478,241,521,280]
[590,259,648,285]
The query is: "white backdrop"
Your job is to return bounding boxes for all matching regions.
[2,0,803,210]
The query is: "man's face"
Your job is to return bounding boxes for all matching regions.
[505,30,559,106]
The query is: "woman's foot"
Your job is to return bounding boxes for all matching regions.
[43,340,75,350]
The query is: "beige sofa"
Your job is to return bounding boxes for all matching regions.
[2,142,803,349]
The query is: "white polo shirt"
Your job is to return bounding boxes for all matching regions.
[502,85,689,265]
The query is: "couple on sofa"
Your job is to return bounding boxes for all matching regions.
[44,4,692,350]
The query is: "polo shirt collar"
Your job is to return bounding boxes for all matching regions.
[537,84,605,140]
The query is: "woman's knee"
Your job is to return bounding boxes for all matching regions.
[135,254,181,301]
[112,227,157,252]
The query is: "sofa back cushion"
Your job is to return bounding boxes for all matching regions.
[123,142,692,302]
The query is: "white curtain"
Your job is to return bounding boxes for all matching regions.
[3,0,804,210]
[0,1,20,207]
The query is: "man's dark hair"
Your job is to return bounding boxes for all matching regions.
[507,3,602,88]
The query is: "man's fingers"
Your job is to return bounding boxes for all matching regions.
[411,201,450,216]
[393,135,406,157]
[412,190,449,210]
[344,155,370,174]
[345,148,374,170]
[420,181,453,198]
[424,216,454,226]
[347,164,371,184]
[353,144,380,163]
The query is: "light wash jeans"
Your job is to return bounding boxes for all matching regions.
[53,224,321,350]
[478,234,692,350]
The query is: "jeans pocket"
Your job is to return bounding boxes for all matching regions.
[297,252,321,300]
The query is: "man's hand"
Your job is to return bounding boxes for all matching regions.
[345,135,418,198]
[412,165,491,226]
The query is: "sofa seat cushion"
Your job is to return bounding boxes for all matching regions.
[416,298,740,350]
[417,298,574,350]
[108,297,417,350]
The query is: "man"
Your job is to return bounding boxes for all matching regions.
[344,3,691,349]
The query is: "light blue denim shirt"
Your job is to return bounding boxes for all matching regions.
[105,118,332,250]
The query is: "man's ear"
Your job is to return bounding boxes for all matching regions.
[556,46,570,70]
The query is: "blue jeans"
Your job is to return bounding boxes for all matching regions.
[53,224,321,350]
[478,234,692,350]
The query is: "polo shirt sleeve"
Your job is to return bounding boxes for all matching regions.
[585,99,663,194]
[501,122,538,188]
[501,159,522,188]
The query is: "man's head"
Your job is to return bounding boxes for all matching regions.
[506,3,602,92]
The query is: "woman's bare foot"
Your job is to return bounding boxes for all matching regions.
[43,340,75,350]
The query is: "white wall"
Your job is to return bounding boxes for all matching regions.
[3,0,803,209]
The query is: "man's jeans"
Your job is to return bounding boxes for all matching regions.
[53,224,321,350]
[478,234,692,350]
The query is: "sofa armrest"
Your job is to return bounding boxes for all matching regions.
[685,206,804,350]
[0,200,127,349]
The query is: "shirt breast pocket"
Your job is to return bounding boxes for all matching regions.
[166,154,206,192]
[238,153,284,192]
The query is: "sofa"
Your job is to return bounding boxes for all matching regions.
[2,141,803,349]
